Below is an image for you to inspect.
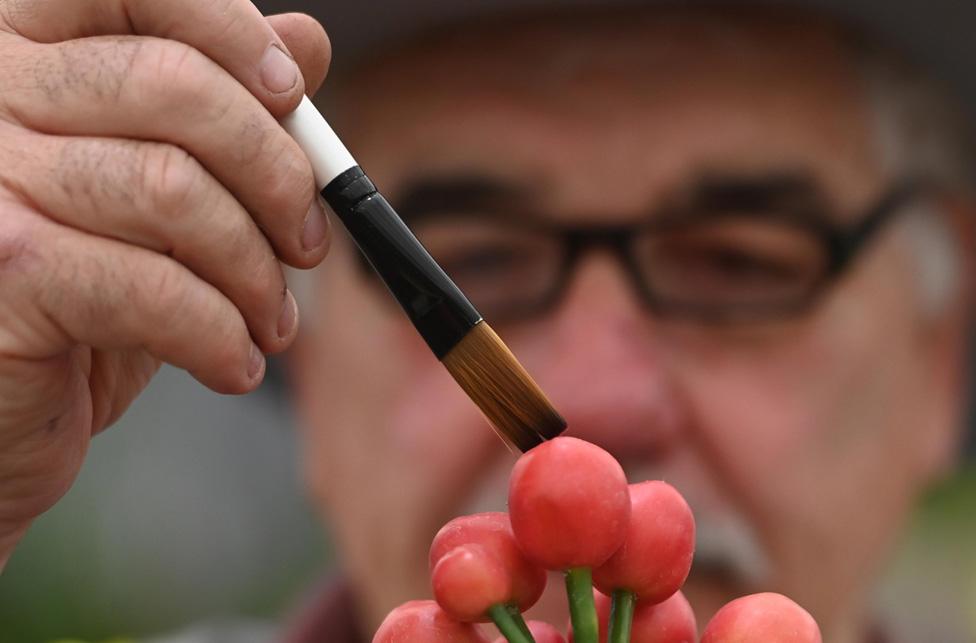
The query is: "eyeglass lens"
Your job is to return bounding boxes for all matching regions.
[413,211,831,323]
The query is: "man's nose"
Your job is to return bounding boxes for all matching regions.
[517,252,686,463]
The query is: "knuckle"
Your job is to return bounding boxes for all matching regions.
[57,138,141,208]
[0,0,36,35]
[243,253,285,312]
[232,112,272,168]
[131,38,211,107]
[136,255,243,371]
[43,38,143,105]
[217,216,284,320]
[0,41,35,118]
[140,144,204,218]
[0,123,34,191]
[137,259,189,323]
[0,211,36,279]
[261,136,315,221]
[206,0,246,40]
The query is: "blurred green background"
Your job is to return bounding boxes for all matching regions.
[0,366,974,642]
[0,367,329,643]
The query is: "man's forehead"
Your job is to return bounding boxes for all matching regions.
[339,7,857,99]
[334,6,880,216]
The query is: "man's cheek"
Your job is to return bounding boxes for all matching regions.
[680,360,819,453]
[387,361,479,447]
[384,345,513,515]
[669,361,840,544]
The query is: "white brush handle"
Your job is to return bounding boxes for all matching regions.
[281,95,358,189]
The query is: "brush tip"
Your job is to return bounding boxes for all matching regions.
[442,322,566,452]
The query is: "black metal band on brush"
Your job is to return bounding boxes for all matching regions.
[321,166,483,359]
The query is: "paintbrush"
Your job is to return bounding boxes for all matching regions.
[283,97,565,451]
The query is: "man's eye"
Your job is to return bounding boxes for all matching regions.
[439,247,525,277]
[684,245,804,284]
[643,236,825,306]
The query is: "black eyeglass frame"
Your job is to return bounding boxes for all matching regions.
[363,180,928,324]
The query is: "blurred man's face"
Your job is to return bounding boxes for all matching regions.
[292,11,964,642]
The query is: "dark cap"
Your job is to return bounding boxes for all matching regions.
[255,0,976,114]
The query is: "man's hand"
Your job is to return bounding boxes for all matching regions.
[0,0,332,569]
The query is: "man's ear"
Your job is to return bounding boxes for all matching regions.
[943,194,976,305]
[915,195,976,482]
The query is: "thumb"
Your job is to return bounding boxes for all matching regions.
[267,13,332,98]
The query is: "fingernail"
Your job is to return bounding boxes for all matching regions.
[248,343,266,380]
[277,289,298,339]
[302,197,329,251]
[260,44,299,95]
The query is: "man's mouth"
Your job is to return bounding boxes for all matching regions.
[692,514,770,589]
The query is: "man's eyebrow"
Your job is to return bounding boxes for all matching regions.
[675,172,833,217]
[389,171,833,222]
[391,175,533,221]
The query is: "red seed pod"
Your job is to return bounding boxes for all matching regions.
[508,437,630,570]
[430,512,547,612]
[373,600,490,643]
[630,591,697,643]
[432,544,513,622]
[492,620,566,643]
[592,481,695,603]
[701,593,822,643]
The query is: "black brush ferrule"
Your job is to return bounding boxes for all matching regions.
[322,166,483,358]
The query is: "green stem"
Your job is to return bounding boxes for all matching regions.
[489,603,536,643]
[608,589,636,643]
[507,604,533,639]
[565,567,599,643]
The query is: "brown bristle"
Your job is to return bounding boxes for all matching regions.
[441,321,566,452]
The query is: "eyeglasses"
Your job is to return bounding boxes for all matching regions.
[374,179,925,325]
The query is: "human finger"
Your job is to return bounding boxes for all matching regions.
[266,12,331,97]
[3,130,298,353]
[0,0,331,118]
[1,207,264,394]
[4,36,331,267]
